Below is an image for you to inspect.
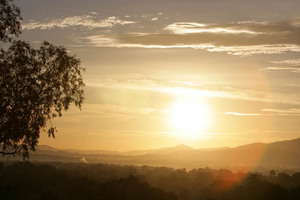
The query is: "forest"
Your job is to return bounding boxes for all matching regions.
[1,162,300,200]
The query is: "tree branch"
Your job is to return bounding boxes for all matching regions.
[0,151,17,155]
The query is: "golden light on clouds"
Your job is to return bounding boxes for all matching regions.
[19,0,300,150]
[165,98,214,139]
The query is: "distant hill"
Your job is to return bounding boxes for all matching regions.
[3,138,300,171]
[261,138,300,167]
[124,144,194,156]
[152,144,194,155]
[61,148,121,155]
[38,145,59,151]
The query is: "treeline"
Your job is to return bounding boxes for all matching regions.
[0,162,175,200]
[1,162,300,200]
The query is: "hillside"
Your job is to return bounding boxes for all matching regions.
[2,138,300,171]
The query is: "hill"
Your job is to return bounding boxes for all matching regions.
[3,138,300,171]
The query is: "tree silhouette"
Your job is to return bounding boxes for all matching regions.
[0,0,85,158]
[269,169,276,177]
[0,0,22,42]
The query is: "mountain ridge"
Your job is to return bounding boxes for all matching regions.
[37,138,300,156]
[17,137,300,171]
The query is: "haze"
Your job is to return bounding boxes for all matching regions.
[14,0,300,151]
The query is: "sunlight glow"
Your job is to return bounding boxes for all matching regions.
[158,87,230,98]
[166,99,213,138]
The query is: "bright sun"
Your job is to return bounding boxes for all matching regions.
[166,99,213,138]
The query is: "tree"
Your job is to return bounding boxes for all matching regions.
[269,169,276,177]
[0,0,85,158]
[0,0,22,43]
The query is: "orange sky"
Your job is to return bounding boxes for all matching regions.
[14,0,300,150]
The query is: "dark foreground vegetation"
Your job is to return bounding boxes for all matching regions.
[1,162,300,200]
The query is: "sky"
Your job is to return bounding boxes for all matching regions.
[13,0,300,151]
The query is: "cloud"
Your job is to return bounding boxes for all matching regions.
[85,77,233,99]
[84,34,300,55]
[271,59,300,65]
[261,66,300,73]
[83,34,216,49]
[156,87,231,99]
[22,15,136,30]
[82,104,156,118]
[224,108,300,117]
[292,18,300,26]
[224,112,261,116]
[261,58,300,73]
[208,44,300,56]
[165,22,262,34]
[84,77,300,106]
[61,103,156,122]
[261,108,300,115]
[81,19,300,55]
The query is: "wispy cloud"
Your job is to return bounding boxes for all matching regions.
[165,22,263,34]
[86,77,240,100]
[224,108,300,117]
[80,19,300,56]
[261,58,300,73]
[262,108,300,115]
[208,44,300,56]
[22,15,136,30]
[261,66,300,73]
[224,112,261,116]
[65,103,156,120]
[83,34,300,56]
[82,34,215,49]
[85,78,300,106]
[271,59,300,65]
[83,104,155,117]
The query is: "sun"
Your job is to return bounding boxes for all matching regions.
[166,99,213,138]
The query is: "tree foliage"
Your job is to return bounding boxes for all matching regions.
[2,162,300,200]
[0,162,177,200]
[0,0,85,158]
[0,0,22,43]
